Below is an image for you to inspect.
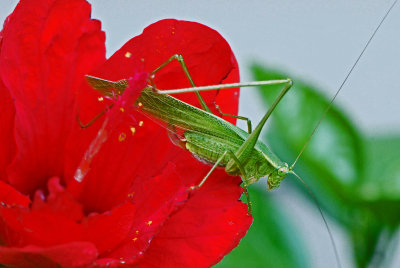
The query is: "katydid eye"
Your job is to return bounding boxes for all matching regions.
[278,166,288,176]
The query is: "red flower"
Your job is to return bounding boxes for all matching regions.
[0,0,252,267]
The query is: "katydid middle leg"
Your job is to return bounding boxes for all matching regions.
[214,102,253,133]
[150,54,256,135]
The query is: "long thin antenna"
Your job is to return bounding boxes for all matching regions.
[291,0,398,169]
[291,171,342,268]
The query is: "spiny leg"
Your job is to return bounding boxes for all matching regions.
[250,79,293,133]
[192,150,252,213]
[154,79,290,95]
[151,54,212,113]
[214,102,252,133]
[231,79,293,163]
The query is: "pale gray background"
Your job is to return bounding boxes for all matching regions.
[1,1,399,267]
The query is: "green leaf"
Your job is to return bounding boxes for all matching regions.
[361,135,400,201]
[358,135,400,226]
[215,187,309,268]
[251,63,364,221]
[348,211,383,268]
[250,63,400,267]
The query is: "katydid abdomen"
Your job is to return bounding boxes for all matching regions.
[184,131,239,168]
[184,131,275,181]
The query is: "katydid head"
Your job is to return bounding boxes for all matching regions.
[267,163,290,190]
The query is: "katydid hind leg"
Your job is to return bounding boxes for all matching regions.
[228,79,293,167]
[151,54,212,113]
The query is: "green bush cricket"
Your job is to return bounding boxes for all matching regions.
[84,63,293,204]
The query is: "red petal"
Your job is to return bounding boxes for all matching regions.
[102,163,189,264]
[31,177,84,222]
[0,242,98,268]
[0,206,82,248]
[83,202,136,256]
[0,181,30,208]
[138,168,252,268]
[0,177,136,257]
[0,78,15,181]
[214,53,240,124]
[0,0,105,194]
[1,0,249,265]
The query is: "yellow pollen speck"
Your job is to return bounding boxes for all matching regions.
[132,237,138,242]
[146,220,153,226]
[125,51,132,58]
[118,132,127,142]
[136,230,139,234]
[138,102,143,107]
[98,96,104,102]
[140,58,145,62]
[139,121,144,127]
[130,127,136,136]
[120,107,125,113]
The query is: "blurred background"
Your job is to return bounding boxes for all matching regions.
[1,1,399,267]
